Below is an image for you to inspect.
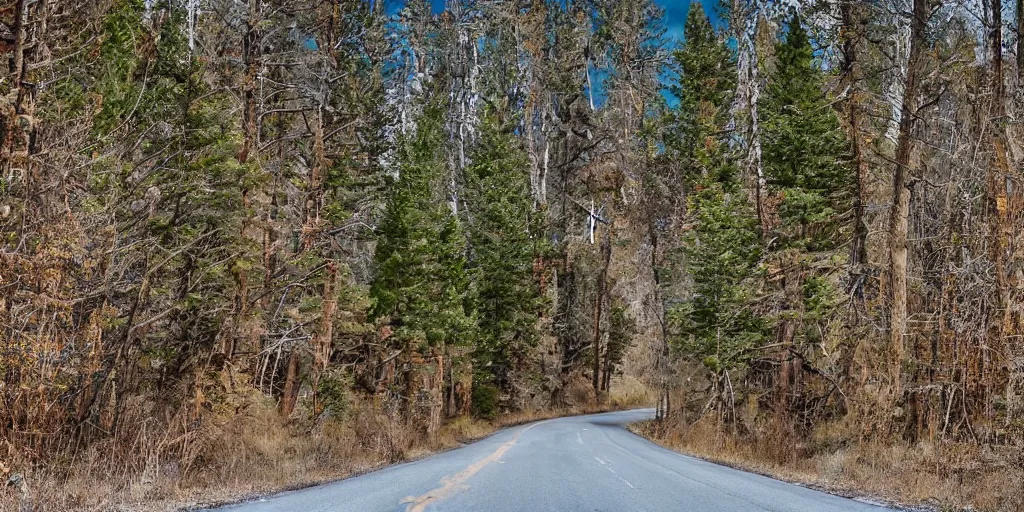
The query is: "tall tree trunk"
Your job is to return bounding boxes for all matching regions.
[733,0,766,231]
[227,0,263,363]
[1018,0,1024,83]
[888,0,930,395]
[592,225,612,395]
[3,0,43,192]
[602,340,612,392]
[279,350,301,417]
[649,224,670,420]
[841,0,869,276]
[313,260,339,372]
[986,0,1012,404]
[304,107,327,249]
[991,0,1003,102]
[240,0,261,166]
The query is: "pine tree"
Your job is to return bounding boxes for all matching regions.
[675,183,766,375]
[758,13,856,378]
[669,3,766,378]
[92,0,254,370]
[370,101,475,355]
[464,108,543,411]
[604,302,636,390]
[669,2,736,185]
[760,13,855,251]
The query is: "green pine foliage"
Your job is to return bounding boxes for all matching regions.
[606,303,636,377]
[92,0,254,366]
[464,108,544,397]
[675,182,767,374]
[669,3,766,375]
[668,2,736,185]
[758,13,856,347]
[370,102,475,354]
[760,13,855,251]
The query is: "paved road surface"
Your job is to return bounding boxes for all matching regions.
[213,409,891,512]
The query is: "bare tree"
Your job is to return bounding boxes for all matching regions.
[888,0,934,394]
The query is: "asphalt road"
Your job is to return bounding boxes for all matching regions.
[213,409,892,512]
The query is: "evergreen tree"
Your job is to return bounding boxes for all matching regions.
[758,13,856,352]
[669,2,766,377]
[669,2,736,185]
[92,0,254,375]
[675,183,767,375]
[464,108,543,410]
[605,302,636,387]
[370,101,475,355]
[760,13,855,251]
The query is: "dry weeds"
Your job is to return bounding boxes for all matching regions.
[1,377,651,512]
[631,416,1024,512]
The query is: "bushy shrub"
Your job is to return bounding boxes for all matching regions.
[472,382,500,420]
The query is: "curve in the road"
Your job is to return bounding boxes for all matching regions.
[211,408,893,512]
[403,418,551,511]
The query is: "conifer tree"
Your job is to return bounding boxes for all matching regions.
[93,0,253,370]
[669,2,736,185]
[670,3,765,378]
[604,303,636,390]
[758,13,855,374]
[463,108,543,409]
[760,13,855,250]
[370,101,475,356]
[676,183,766,375]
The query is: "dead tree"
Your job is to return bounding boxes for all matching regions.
[888,0,933,395]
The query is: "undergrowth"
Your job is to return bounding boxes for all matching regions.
[1,377,650,512]
[631,415,1024,512]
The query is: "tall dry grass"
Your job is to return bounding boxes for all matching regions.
[632,415,1024,512]
[1,376,650,512]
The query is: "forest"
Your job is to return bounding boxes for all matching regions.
[1,0,1023,510]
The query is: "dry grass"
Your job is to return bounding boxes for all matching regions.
[2,377,649,512]
[5,396,389,512]
[631,416,1024,512]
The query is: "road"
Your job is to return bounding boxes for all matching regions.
[212,409,891,512]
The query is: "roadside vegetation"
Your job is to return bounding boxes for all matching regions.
[22,377,647,511]
[632,416,1023,511]
[632,2,1024,511]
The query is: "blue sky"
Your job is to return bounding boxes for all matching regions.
[382,0,721,43]
[376,0,724,107]
[659,0,717,42]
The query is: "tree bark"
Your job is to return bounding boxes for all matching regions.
[2,0,40,184]
[1018,0,1024,83]
[986,0,1012,399]
[732,0,767,231]
[227,0,263,363]
[602,339,612,392]
[888,0,930,395]
[314,260,338,372]
[841,0,869,275]
[240,0,261,166]
[592,225,612,395]
[279,350,301,417]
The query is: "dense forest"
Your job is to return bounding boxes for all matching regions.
[1,0,1023,510]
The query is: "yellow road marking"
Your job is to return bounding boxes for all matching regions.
[403,420,549,511]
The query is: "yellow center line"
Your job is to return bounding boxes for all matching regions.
[403,420,550,512]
